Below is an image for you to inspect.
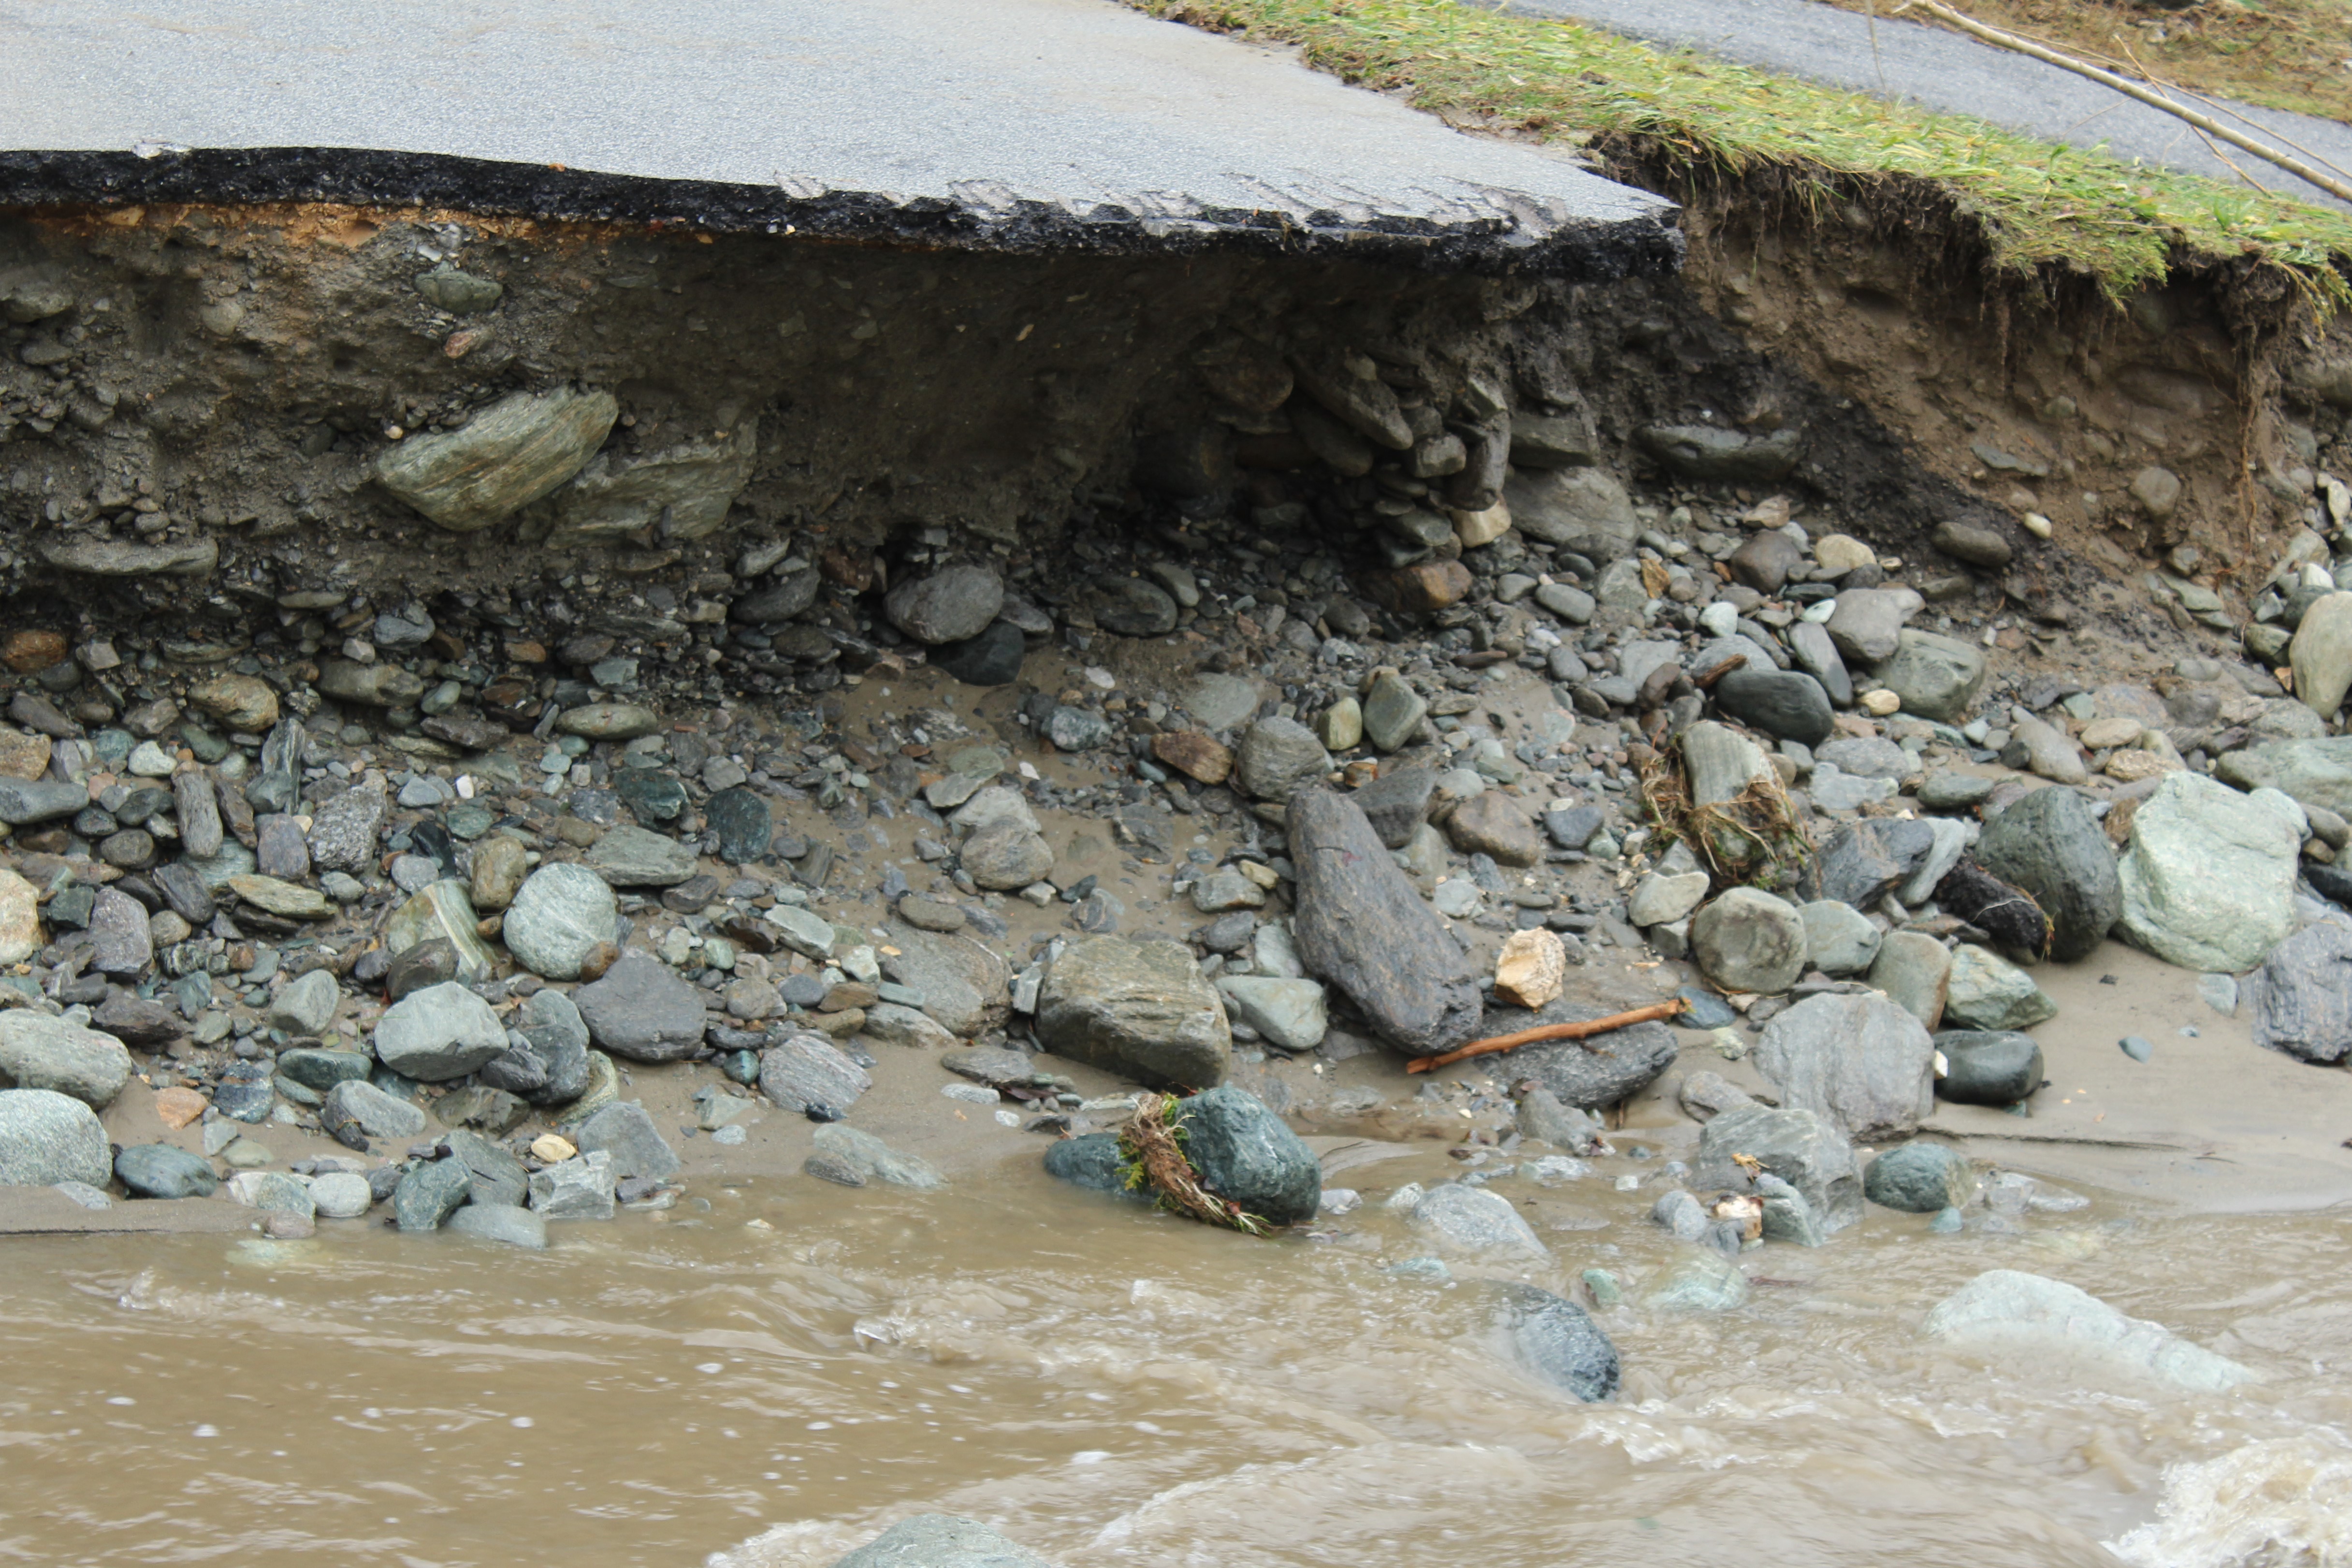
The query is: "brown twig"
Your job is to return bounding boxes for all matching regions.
[1406,998,1689,1074]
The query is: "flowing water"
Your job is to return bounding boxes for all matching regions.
[3,1147,2349,1568]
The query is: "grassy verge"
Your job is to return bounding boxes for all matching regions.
[1147,0,2352,299]
[1812,0,2352,127]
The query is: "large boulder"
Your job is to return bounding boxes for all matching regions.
[1922,1270,2258,1393]
[0,1013,132,1108]
[881,922,1009,1038]
[2215,736,2352,817]
[0,1089,112,1186]
[374,386,619,532]
[2251,920,2352,1065]
[1752,991,1934,1140]
[1287,790,1481,1054]
[1171,1085,1321,1225]
[1691,1103,1863,1232]
[2116,772,2302,972]
[1974,785,2119,961]
[372,981,506,1082]
[1034,937,1230,1088]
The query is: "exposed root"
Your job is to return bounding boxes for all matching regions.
[1118,1093,1271,1236]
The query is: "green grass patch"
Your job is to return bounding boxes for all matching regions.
[1147,0,2352,300]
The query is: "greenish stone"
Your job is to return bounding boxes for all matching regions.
[179,722,231,763]
[615,770,687,825]
[385,880,494,983]
[1864,1142,1974,1212]
[555,1050,621,1128]
[444,802,495,840]
[947,746,1008,778]
[413,266,505,314]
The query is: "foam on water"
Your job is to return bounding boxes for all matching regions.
[2109,1433,2352,1568]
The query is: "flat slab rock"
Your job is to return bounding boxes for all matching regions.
[1481,997,1677,1110]
[1287,789,1481,1055]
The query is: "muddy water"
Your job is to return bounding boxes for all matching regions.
[4,1145,2349,1568]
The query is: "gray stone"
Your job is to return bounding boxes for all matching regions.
[174,769,224,859]
[1713,668,1833,746]
[2117,773,2303,972]
[1094,579,1178,637]
[574,1101,681,1181]
[322,1078,430,1145]
[1213,976,1327,1052]
[445,1203,550,1249]
[393,1157,473,1231]
[1826,589,1915,665]
[810,1123,942,1190]
[862,1002,961,1050]
[1045,706,1115,751]
[444,1126,529,1208]
[0,1013,132,1108]
[1516,1087,1606,1151]
[881,924,1007,1038]
[530,1149,617,1219]
[1690,888,1807,995]
[557,703,659,741]
[1922,1270,2257,1392]
[1897,817,1973,906]
[268,968,341,1036]
[2291,591,2352,716]
[1629,871,1710,928]
[1754,991,1934,1140]
[1506,465,1638,545]
[1692,1102,1863,1232]
[502,862,620,980]
[1182,673,1263,732]
[547,417,753,541]
[1799,900,1880,974]
[961,819,1055,890]
[2251,920,2352,1065]
[574,953,708,1063]
[587,824,698,887]
[113,1143,219,1199]
[1035,937,1230,1088]
[1642,1249,1750,1312]
[315,660,425,709]
[1497,999,1678,1110]
[511,990,593,1106]
[1638,422,1801,483]
[1234,717,1331,803]
[375,386,618,532]
[760,1035,874,1114]
[1815,818,1936,909]
[309,1170,375,1218]
[1533,581,1597,624]
[1943,945,2057,1031]
[1787,620,1853,706]
[0,777,89,825]
[731,569,821,624]
[1289,790,1483,1054]
[1682,720,1774,813]
[1651,1188,1710,1242]
[2003,714,2088,785]
[1497,1282,1619,1402]
[226,1170,315,1219]
[1864,1143,1973,1212]
[1360,671,1428,753]
[1173,1085,1321,1224]
[1934,1030,2045,1104]
[1410,1182,1548,1258]
[829,1514,1053,1568]
[705,786,774,863]
[306,784,387,873]
[1873,630,1989,724]
[1814,736,1913,781]
[1350,766,1435,848]
[1868,931,1953,1031]
[886,564,1004,645]
[2216,737,2352,818]
[87,886,152,975]
[373,981,506,1082]
[931,622,1028,687]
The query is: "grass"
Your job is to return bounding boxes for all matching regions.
[1144,0,2352,300]
[1815,0,2352,127]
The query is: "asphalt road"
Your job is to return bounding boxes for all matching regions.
[1508,0,2352,209]
[0,0,1678,273]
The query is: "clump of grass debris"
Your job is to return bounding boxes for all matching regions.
[1144,0,2352,302]
[1119,1092,1272,1235]
[1638,735,1815,891]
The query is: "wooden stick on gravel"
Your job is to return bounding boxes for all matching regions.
[1406,998,1689,1074]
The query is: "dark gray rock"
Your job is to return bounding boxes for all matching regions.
[574,1101,681,1180]
[1788,620,1853,707]
[1864,1143,1974,1212]
[514,989,593,1105]
[705,786,774,863]
[1975,785,2120,961]
[1234,717,1331,803]
[1491,998,1677,1110]
[1351,767,1436,849]
[931,621,1028,686]
[321,1078,430,1147]
[373,981,506,1082]
[393,1156,473,1231]
[573,953,707,1063]
[1496,1281,1619,1403]
[1713,669,1833,746]
[1637,423,1801,483]
[277,1047,373,1092]
[1289,790,1481,1054]
[1814,818,1937,910]
[1543,803,1605,850]
[114,1143,219,1199]
[87,886,152,975]
[1173,1085,1320,1225]
[2252,920,2352,1065]
[1726,530,1802,594]
[1042,1132,1140,1198]
[829,1514,1054,1568]
[0,777,89,825]
[1689,888,1807,995]
[1692,1103,1863,1232]
[1094,579,1179,637]
[587,824,698,887]
[445,1204,549,1250]
[445,1127,530,1207]
[306,784,386,874]
[1034,937,1230,1087]
[886,564,1003,645]
[1933,1030,2046,1105]
[732,568,821,624]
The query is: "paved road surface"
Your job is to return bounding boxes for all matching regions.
[0,0,1678,273]
[1509,0,2352,209]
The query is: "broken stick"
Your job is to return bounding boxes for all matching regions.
[1405,997,1689,1073]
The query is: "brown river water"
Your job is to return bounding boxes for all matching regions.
[4,1139,2349,1568]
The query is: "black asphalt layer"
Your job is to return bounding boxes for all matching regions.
[1506,0,2352,210]
[0,0,1680,276]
